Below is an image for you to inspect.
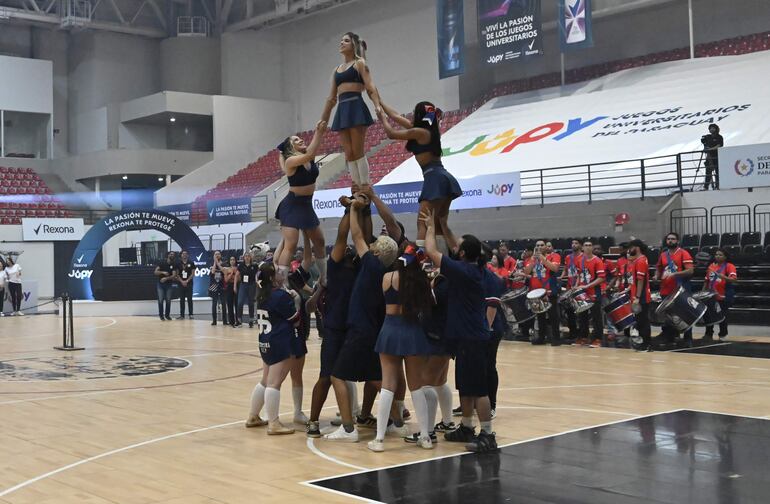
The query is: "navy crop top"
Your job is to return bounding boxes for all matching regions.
[384,286,400,305]
[288,161,319,187]
[406,129,442,158]
[335,63,364,87]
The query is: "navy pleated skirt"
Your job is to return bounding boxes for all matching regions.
[275,192,320,230]
[332,92,374,131]
[290,331,308,358]
[375,315,433,356]
[419,161,463,202]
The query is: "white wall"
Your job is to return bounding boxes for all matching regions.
[221,0,460,129]
[58,149,213,181]
[119,124,168,150]
[0,226,55,298]
[71,107,109,154]
[0,55,53,114]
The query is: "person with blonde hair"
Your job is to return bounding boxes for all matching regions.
[321,32,381,190]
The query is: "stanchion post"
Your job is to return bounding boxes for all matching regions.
[54,293,84,351]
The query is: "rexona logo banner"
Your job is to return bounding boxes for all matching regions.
[22,218,85,241]
[207,197,251,224]
[312,172,520,219]
[478,0,543,65]
[67,210,207,300]
[156,204,191,222]
[378,52,770,187]
[719,143,770,190]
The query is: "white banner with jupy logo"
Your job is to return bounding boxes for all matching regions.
[719,143,770,190]
[2,280,38,314]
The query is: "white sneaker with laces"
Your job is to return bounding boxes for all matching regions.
[386,423,409,437]
[323,425,359,442]
[417,437,434,450]
[367,439,385,452]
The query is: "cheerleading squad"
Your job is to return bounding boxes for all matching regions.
[492,233,736,351]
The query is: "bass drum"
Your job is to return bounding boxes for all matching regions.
[655,287,707,332]
[649,292,665,325]
[693,291,725,327]
[501,287,535,325]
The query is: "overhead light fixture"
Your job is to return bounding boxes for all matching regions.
[122,175,128,180]
[158,177,164,182]
[170,116,176,123]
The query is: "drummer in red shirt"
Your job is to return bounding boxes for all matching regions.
[544,241,562,345]
[560,239,583,341]
[498,243,517,273]
[522,240,561,345]
[626,239,652,351]
[654,232,694,347]
[574,240,606,347]
[703,248,738,341]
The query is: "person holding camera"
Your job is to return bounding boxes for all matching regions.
[154,251,177,321]
[701,123,724,191]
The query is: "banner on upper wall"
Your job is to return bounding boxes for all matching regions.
[718,143,770,190]
[559,0,593,52]
[312,172,521,219]
[206,198,251,224]
[2,280,38,314]
[478,0,542,65]
[21,218,85,241]
[437,0,465,79]
[156,204,191,223]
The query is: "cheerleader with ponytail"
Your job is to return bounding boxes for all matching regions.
[377,101,461,252]
[245,263,303,435]
[321,32,381,190]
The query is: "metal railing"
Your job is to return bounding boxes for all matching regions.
[670,207,708,237]
[519,150,707,207]
[670,204,770,237]
[710,205,751,235]
[755,204,770,239]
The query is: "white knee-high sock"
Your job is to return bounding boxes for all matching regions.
[410,388,431,441]
[348,160,361,186]
[249,383,266,417]
[265,387,281,422]
[314,257,328,287]
[434,383,454,424]
[346,381,360,417]
[356,157,370,185]
[292,387,303,416]
[376,389,394,441]
[422,386,438,429]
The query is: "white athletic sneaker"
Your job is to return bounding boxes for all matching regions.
[417,437,434,450]
[0,312,5,317]
[294,412,309,425]
[367,439,385,452]
[17,311,24,316]
[323,425,359,442]
[386,423,409,437]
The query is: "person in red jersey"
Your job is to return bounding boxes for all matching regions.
[703,248,737,341]
[626,239,652,351]
[521,240,560,345]
[544,241,562,345]
[574,240,605,347]
[655,232,694,347]
[560,239,583,341]
[498,242,517,272]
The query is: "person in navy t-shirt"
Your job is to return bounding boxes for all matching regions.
[325,195,398,443]
[421,208,497,453]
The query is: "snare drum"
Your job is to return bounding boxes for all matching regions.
[655,287,707,332]
[501,287,535,325]
[526,288,551,314]
[568,289,594,314]
[603,291,636,331]
[692,291,725,327]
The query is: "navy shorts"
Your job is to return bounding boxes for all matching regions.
[332,92,374,131]
[419,161,462,202]
[332,327,382,382]
[319,327,346,378]
[455,339,489,397]
[276,192,320,230]
[260,331,292,366]
[290,331,308,359]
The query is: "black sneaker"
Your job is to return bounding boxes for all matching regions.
[160,316,166,321]
[434,421,456,432]
[188,315,194,320]
[176,315,185,320]
[466,431,498,453]
[248,321,254,328]
[306,421,321,438]
[444,424,475,443]
[451,406,462,417]
[404,431,437,443]
[211,321,217,326]
[356,414,377,429]
[165,316,172,321]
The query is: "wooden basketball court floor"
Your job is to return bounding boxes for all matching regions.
[1,315,769,504]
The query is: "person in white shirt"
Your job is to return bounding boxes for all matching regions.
[5,256,23,316]
[0,256,7,316]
